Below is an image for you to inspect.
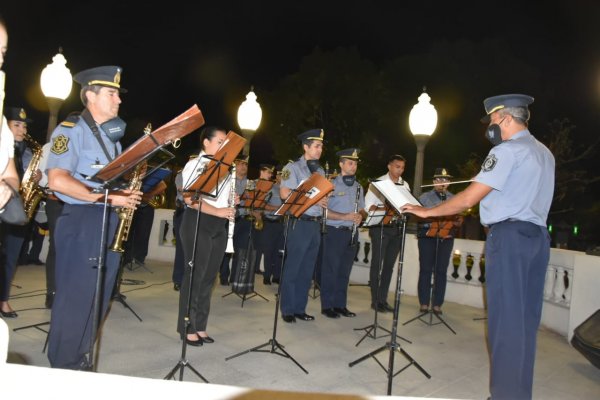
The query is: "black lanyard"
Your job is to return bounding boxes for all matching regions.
[80,109,118,162]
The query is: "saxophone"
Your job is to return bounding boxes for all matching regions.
[109,161,145,253]
[20,133,45,221]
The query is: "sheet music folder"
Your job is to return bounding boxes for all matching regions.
[91,104,205,186]
[371,179,421,212]
[274,173,333,218]
[185,131,246,196]
[240,179,274,210]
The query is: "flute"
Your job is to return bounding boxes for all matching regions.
[225,162,236,253]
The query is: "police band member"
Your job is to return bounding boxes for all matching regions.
[279,129,327,323]
[320,148,366,318]
[46,66,142,369]
[259,164,284,285]
[0,107,38,318]
[178,126,236,346]
[416,168,462,315]
[364,154,410,312]
[219,153,250,285]
[403,94,554,400]
[252,163,274,275]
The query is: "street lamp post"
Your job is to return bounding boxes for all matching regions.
[40,50,72,142]
[409,88,438,198]
[237,87,262,156]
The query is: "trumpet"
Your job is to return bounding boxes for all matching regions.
[350,185,361,246]
[225,162,236,253]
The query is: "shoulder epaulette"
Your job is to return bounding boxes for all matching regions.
[60,120,76,128]
[59,113,81,128]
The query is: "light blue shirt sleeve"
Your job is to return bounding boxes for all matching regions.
[475,144,515,191]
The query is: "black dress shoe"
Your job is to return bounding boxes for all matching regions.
[263,277,271,285]
[321,308,340,319]
[382,303,395,312]
[271,277,280,284]
[282,314,296,323]
[173,283,180,291]
[294,313,315,321]
[0,310,18,318]
[334,307,356,317]
[198,335,214,344]
[185,336,203,347]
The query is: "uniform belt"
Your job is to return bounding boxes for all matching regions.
[298,215,322,222]
[331,225,352,231]
[47,193,62,202]
[264,217,282,223]
[489,218,522,227]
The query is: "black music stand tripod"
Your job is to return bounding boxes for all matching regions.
[164,153,233,382]
[349,214,430,395]
[403,226,456,334]
[354,209,410,347]
[225,179,328,374]
[111,255,143,322]
[222,186,269,307]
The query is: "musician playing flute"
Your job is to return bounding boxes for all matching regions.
[279,129,327,323]
[319,148,366,319]
[415,168,462,315]
[178,126,237,346]
[46,66,142,369]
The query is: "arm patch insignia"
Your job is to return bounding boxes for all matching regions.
[481,154,497,172]
[281,168,291,180]
[51,134,70,155]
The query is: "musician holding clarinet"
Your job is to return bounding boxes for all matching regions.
[415,168,462,315]
[178,126,237,346]
[279,129,327,323]
[320,148,366,319]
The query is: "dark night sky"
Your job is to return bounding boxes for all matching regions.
[2,1,600,164]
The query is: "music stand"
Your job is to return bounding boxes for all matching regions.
[164,130,245,382]
[402,221,457,334]
[349,181,430,395]
[225,173,333,374]
[222,179,273,306]
[86,105,205,372]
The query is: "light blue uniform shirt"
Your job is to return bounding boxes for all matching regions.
[264,182,282,219]
[46,116,121,205]
[236,176,249,216]
[326,175,365,228]
[280,156,325,217]
[475,129,555,227]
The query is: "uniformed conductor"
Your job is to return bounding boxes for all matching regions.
[403,94,554,400]
[46,66,142,370]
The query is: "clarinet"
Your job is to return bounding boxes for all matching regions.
[321,162,329,234]
[350,184,361,246]
[225,163,236,253]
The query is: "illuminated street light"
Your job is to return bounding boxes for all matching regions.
[40,49,72,141]
[409,87,437,198]
[237,87,262,156]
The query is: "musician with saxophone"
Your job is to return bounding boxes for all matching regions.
[178,126,236,346]
[279,129,327,323]
[320,148,366,319]
[45,66,142,370]
[415,168,462,315]
[0,107,39,318]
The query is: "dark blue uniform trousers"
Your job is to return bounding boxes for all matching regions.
[280,219,320,316]
[260,219,284,280]
[320,226,356,310]
[486,220,550,400]
[220,218,252,283]
[417,237,453,307]
[48,204,120,370]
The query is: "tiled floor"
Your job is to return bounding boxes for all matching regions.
[4,260,600,399]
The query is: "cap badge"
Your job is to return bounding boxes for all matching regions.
[19,109,27,119]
